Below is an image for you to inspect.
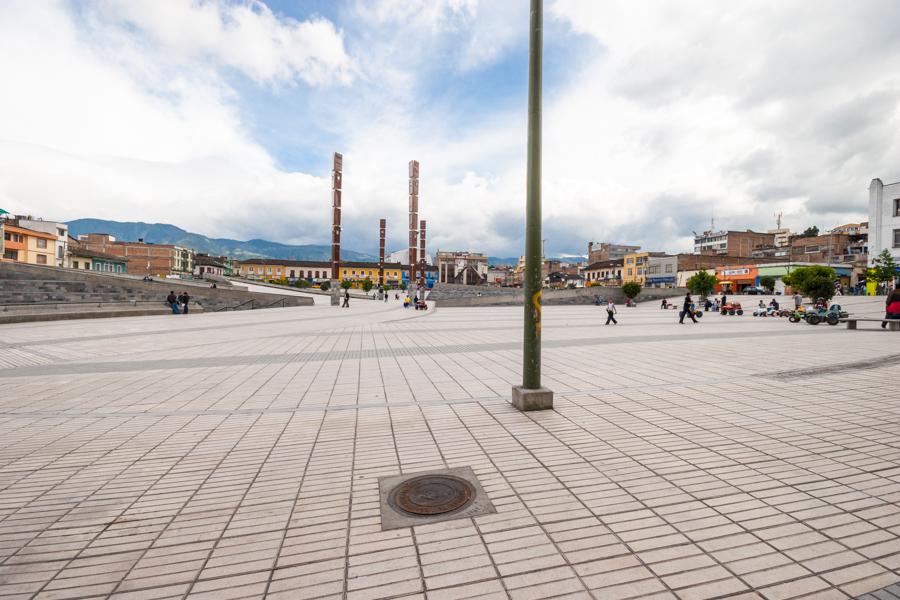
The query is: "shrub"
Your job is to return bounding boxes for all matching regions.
[758,275,776,293]
[686,270,717,297]
[622,282,641,299]
[362,278,374,293]
[319,281,331,291]
[784,265,836,301]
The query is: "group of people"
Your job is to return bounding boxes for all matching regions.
[166,290,191,314]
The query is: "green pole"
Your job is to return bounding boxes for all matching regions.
[522,0,543,390]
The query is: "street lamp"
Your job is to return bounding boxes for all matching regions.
[512,0,553,411]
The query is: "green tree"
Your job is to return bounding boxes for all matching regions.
[622,282,641,299]
[686,270,717,298]
[758,275,776,293]
[868,249,898,290]
[784,265,836,301]
[361,278,374,293]
[400,281,407,291]
[796,226,820,239]
[340,280,353,290]
[319,281,331,291]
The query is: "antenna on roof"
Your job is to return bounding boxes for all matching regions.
[775,211,783,230]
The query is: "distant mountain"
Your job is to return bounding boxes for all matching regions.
[66,219,377,262]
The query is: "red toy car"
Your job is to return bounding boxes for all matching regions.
[720,302,744,316]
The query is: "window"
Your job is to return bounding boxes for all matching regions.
[5,232,22,243]
[665,264,673,273]
[36,238,47,248]
[73,261,79,268]
[248,267,254,273]
[3,250,17,260]
[627,268,633,276]
[894,229,900,248]
[83,263,89,269]
[895,199,900,217]
[36,254,47,264]
[315,271,320,278]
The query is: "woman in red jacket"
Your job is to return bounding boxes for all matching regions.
[882,288,900,328]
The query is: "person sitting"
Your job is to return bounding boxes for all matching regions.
[758,300,765,309]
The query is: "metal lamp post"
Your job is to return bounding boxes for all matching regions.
[512,0,553,411]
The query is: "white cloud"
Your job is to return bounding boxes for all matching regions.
[93,0,353,86]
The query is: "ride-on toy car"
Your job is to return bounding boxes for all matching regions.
[720,302,743,315]
[805,303,847,325]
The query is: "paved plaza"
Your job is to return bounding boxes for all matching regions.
[1,296,900,600]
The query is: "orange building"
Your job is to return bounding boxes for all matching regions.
[715,264,758,293]
[1,223,58,266]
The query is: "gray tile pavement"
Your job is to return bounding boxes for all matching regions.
[0,295,898,599]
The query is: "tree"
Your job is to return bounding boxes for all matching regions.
[868,249,898,291]
[319,281,331,291]
[622,282,641,299]
[400,281,407,291]
[340,280,353,290]
[784,265,836,301]
[758,275,776,293]
[686,270,717,298]
[796,226,820,239]
[361,278,374,293]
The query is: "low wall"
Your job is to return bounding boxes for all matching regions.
[434,286,688,307]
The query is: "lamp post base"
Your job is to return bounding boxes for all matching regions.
[512,385,554,411]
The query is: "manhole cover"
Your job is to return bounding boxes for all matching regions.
[389,474,475,516]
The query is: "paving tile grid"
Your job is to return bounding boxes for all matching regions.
[0,295,898,599]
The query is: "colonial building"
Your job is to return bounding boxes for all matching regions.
[868,177,900,266]
[193,254,228,278]
[583,259,623,286]
[237,259,332,281]
[68,245,127,273]
[436,251,488,285]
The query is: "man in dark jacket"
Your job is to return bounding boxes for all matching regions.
[342,289,350,308]
[167,291,180,314]
[679,293,697,324]
[179,291,190,315]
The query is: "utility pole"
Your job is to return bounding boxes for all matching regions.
[513,0,553,411]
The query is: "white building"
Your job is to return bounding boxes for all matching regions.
[386,249,432,265]
[868,178,900,264]
[16,217,68,267]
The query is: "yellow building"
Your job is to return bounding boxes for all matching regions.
[236,260,332,281]
[340,262,404,288]
[2,223,57,266]
[622,251,650,284]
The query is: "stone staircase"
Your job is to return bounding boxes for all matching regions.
[0,262,312,323]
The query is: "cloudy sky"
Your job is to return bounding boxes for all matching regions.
[1,1,898,257]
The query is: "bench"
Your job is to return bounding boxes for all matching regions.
[841,318,900,331]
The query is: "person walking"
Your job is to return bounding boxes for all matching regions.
[679,292,697,324]
[342,289,350,308]
[166,291,180,314]
[882,288,900,328]
[605,299,618,325]
[793,292,802,310]
[180,291,190,315]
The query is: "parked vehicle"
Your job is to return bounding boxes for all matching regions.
[744,287,766,295]
[720,302,743,316]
